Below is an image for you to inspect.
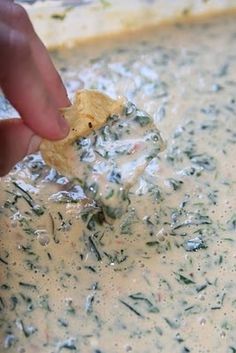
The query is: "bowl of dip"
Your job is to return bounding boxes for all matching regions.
[0,1,236,352]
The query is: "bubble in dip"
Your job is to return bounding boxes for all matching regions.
[36,229,50,246]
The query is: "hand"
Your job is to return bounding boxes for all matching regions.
[0,0,70,176]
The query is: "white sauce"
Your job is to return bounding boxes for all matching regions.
[0,13,236,353]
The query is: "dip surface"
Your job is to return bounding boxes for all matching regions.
[0,14,236,353]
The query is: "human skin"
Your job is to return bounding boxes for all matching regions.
[0,0,70,176]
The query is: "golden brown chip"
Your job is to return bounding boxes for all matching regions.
[40,89,124,176]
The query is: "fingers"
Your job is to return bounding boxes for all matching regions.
[0,118,41,177]
[0,1,70,140]
[2,1,70,108]
[0,1,70,175]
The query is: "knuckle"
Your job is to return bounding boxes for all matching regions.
[0,3,31,56]
[0,26,31,77]
[9,28,28,50]
[9,28,31,59]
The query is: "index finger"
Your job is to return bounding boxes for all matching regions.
[0,1,70,109]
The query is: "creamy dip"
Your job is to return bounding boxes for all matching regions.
[0,13,236,353]
[72,103,165,222]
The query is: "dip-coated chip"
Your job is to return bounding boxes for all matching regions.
[40,89,124,176]
[40,89,165,222]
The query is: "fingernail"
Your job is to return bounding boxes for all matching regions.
[58,115,69,136]
[27,135,42,155]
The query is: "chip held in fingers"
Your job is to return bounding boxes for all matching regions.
[40,89,124,176]
[40,89,166,222]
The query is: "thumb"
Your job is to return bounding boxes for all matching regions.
[0,118,41,176]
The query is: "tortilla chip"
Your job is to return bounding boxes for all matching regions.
[40,89,124,176]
